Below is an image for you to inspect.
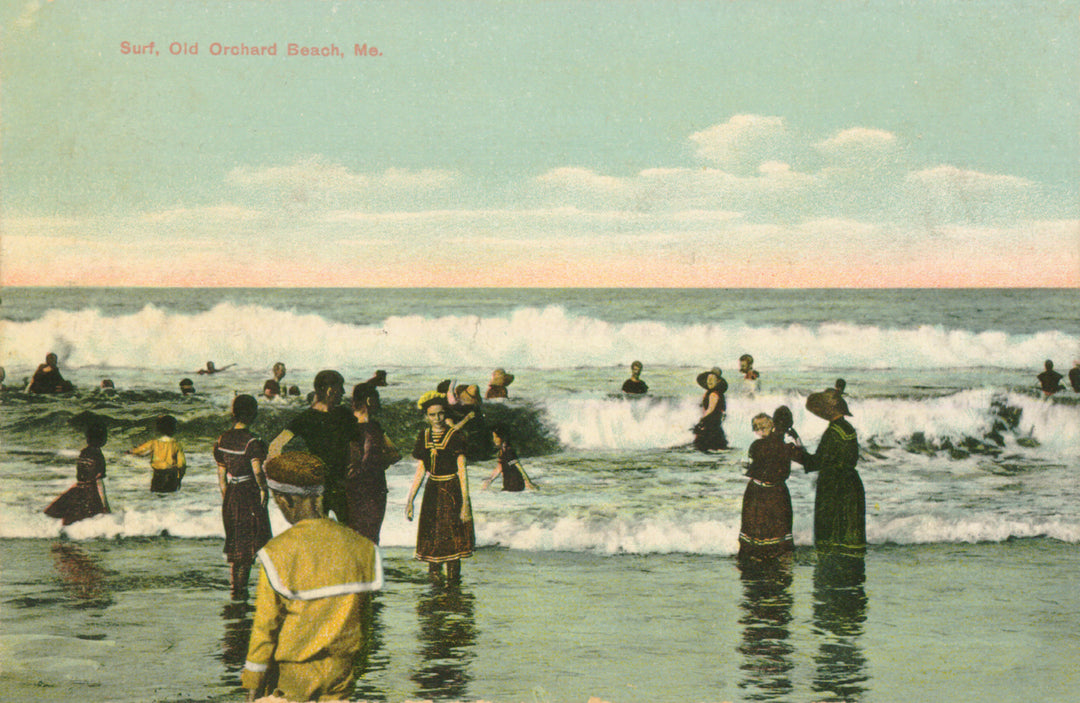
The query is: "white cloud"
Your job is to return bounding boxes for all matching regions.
[816,127,898,154]
[688,115,790,170]
[907,165,1034,192]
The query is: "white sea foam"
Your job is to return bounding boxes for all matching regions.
[3,303,1075,373]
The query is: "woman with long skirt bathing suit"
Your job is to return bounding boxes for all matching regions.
[214,394,271,601]
[738,408,800,561]
[693,367,729,451]
[794,388,865,553]
[45,420,111,525]
[405,391,474,583]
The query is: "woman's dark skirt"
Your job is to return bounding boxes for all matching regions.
[738,480,794,560]
[222,480,272,564]
[347,482,388,545]
[44,482,105,526]
[415,474,474,563]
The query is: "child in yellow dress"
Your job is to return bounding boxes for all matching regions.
[129,415,187,492]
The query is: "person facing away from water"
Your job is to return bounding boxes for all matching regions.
[482,423,538,491]
[485,368,514,399]
[214,394,271,602]
[693,367,729,451]
[129,415,187,493]
[44,419,111,526]
[241,451,382,702]
[1070,361,1080,393]
[739,354,760,396]
[1037,359,1066,397]
[29,352,74,393]
[621,360,649,395]
[405,391,475,583]
[792,388,865,553]
[737,409,800,562]
[268,370,356,524]
[345,382,401,545]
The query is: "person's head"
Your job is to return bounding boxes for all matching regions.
[806,388,852,422]
[370,370,388,386]
[834,378,847,394]
[418,391,448,429]
[312,370,345,406]
[46,352,58,367]
[751,413,774,436]
[263,379,280,398]
[265,452,325,524]
[85,419,108,448]
[707,371,721,389]
[491,368,514,387]
[206,361,216,372]
[456,384,481,406]
[156,415,178,437]
[630,361,643,377]
[1045,359,1054,371]
[696,367,726,391]
[352,382,381,414]
[232,394,258,424]
[491,422,509,445]
[179,378,195,395]
[272,362,286,381]
[101,379,115,389]
[288,385,300,396]
[739,354,754,373]
[772,405,794,435]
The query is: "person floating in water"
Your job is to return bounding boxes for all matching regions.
[621,361,648,395]
[1037,360,1066,397]
[1070,361,1080,393]
[179,378,196,395]
[214,394,271,602]
[198,361,234,375]
[739,354,760,396]
[241,451,382,702]
[482,423,538,491]
[28,352,74,394]
[486,368,514,399]
[129,415,187,493]
[44,419,111,526]
[693,367,729,451]
[793,388,864,553]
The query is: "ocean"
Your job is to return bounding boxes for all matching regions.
[1,287,1078,702]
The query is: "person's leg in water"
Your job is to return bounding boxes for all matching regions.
[446,559,461,583]
[231,560,252,600]
[428,562,443,582]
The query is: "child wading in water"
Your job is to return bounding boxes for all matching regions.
[129,415,187,492]
[45,420,112,525]
[482,423,538,492]
[214,394,271,601]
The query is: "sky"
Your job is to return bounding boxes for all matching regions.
[2,0,1078,287]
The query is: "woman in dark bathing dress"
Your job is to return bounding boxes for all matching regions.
[214,394,271,601]
[693,367,729,451]
[405,392,475,582]
[45,420,111,526]
[738,408,800,561]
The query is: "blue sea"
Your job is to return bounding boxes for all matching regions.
[1,287,1077,702]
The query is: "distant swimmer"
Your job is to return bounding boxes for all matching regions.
[486,368,514,399]
[835,378,847,395]
[621,361,648,395]
[1037,360,1066,397]
[739,354,760,395]
[179,378,196,395]
[197,361,235,375]
[262,380,281,399]
[482,423,538,492]
[1069,361,1080,393]
[366,369,388,387]
[28,352,74,394]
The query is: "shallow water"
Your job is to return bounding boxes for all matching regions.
[2,539,1077,703]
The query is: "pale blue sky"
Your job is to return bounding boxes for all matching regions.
[3,1,1077,286]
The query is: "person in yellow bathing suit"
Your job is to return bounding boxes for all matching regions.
[241,451,382,702]
[129,415,187,493]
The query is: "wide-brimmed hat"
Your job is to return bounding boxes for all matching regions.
[696,367,725,390]
[456,384,481,404]
[806,388,852,420]
[417,390,448,410]
[265,451,325,496]
[491,368,515,386]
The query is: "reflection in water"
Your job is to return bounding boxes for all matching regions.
[736,556,795,701]
[812,551,868,701]
[51,542,112,607]
[219,602,253,692]
[351,597,387,702]
[412,585,477,701]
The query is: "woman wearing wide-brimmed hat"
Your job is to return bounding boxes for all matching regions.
[485,368,514,399]
[692,368,729,452]
[794,388,864,552]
